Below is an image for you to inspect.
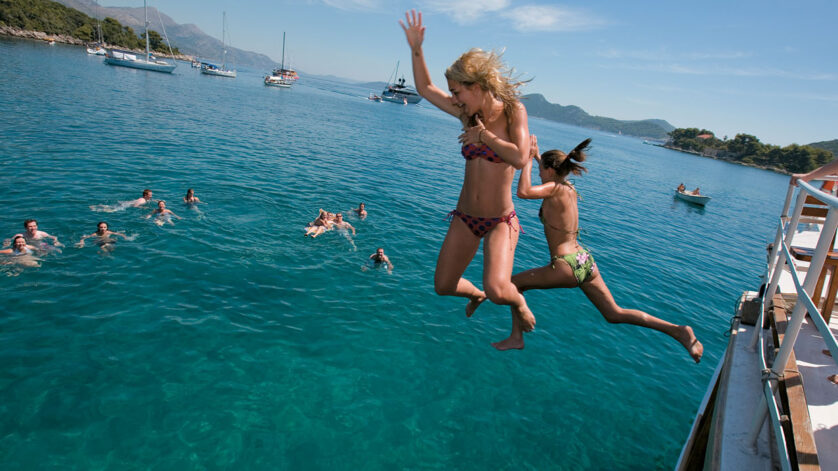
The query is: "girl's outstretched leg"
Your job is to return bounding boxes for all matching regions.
[580,272,703,363]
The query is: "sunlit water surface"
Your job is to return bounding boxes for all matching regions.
[0,38,789,469]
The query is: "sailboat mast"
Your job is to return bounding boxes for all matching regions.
[222,12,227,68]
[280,32,286,71]
[144,0,150,61]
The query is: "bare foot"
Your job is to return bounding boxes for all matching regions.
[465,293,486,317]
[678,326,703,363]
[492,336,524,351]
[515,304,536,332]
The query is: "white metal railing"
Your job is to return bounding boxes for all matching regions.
[747,179,838,466]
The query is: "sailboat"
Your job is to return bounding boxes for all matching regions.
[104,0,175,73]
[201,12,236,78]
[381,61,421,104]
[264,32,297,87]
[86,20,106,55]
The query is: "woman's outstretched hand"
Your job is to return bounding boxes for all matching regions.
[399,10,425,51]
[458,116,486,145]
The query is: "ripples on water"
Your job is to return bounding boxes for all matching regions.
[0,38,789,469]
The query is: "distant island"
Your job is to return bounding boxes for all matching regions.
[664,128,834,174]
[521,93,674,139]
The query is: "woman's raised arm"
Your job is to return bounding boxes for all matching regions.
[399,10,460,117]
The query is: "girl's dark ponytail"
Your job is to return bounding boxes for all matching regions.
[568,138,591,162]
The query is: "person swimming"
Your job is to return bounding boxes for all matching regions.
[332,213,356,235]
[183,188,202,205]
[0,235,41,267]
[90,189,153,212]
[369,247,393,273]
[146,200,181,226]
[504,135,703,362]
[0,236,35,256]
[77,221,129,253]
[354,203,367,219]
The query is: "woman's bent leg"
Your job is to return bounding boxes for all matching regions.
[580,271,703,362]
[483,218,535,335]
[435,217,485,315]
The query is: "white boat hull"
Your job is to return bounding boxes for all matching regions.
[201,68,236,78]
[674,189,711,206]
[264,76,292,88]
[105,56,176,74]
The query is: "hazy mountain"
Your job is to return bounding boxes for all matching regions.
[522,94,674,139]
[53,0,278,69]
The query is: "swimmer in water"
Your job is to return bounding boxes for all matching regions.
[183,188,202,204]
[90,189,153,212]
[145,200,181,226]
[332,213,356,235]
[367,247,393,274]
[0,235,37,255]
[76,221,128,253]
[0,235,40,268]
[354,203,367,219]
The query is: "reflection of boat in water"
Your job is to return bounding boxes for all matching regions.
[677,179,838,470]
[264,32,296,88]
[674,189,710,206]
[104,0,175,74]
[200,12,236,78]
[381,61,421,104]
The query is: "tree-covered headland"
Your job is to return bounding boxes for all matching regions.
[0,0,179,54]
[667,128,834,174]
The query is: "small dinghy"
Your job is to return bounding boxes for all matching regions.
[674,189,711,206]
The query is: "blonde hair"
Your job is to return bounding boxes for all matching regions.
[444,48,528,124]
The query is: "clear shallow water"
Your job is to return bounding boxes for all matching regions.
[0,38,789,469]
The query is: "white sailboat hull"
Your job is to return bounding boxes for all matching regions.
[105,55,176,73]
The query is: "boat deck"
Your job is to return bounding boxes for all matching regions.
[776,228,838,470]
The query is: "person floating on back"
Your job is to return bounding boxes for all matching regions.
[503,135,703,362]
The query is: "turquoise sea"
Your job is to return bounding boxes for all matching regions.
[1,38,789,469]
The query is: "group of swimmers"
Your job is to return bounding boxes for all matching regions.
[1,189,203,266]
[304,204,363,238]
[398,10,704,358]
[304,203,395,273]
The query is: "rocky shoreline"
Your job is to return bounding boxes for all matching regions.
[661,144,789,175]
[0,26,193,62]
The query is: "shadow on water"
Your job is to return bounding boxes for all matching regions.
[671,196,708,214]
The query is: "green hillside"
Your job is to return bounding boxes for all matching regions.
[808,139,838,158]
[0,0,178,53]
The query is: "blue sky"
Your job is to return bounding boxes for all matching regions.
[112,0,837,146]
